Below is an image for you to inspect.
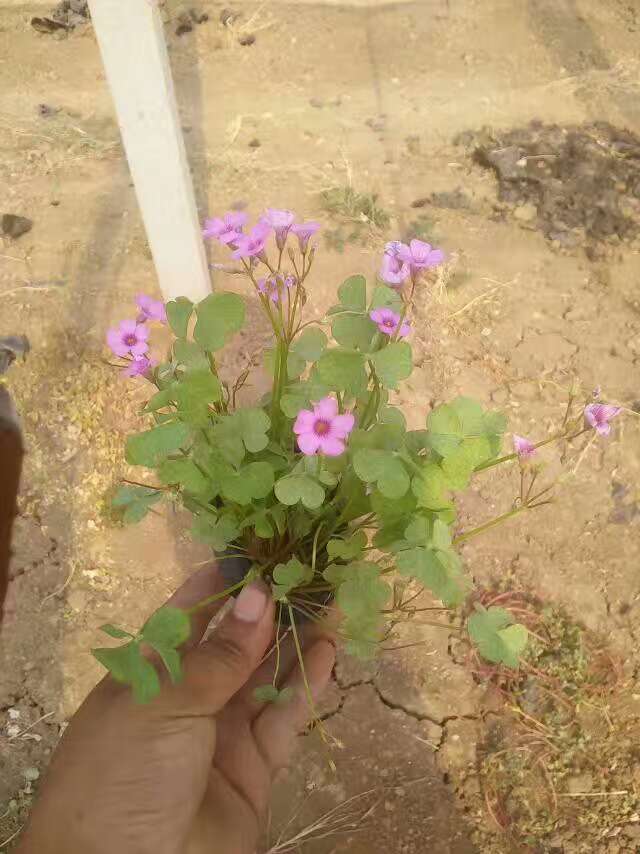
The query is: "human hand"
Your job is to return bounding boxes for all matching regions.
[16,567,335,854]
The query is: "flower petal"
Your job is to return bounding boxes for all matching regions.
[130,340,150,357]
[293,409,315,434]
[297,432,322,455]
[318,436,345,456]
[107,329,129,357]
[120,318,137,334]
[315,397,338,419]
[331,413,355,436]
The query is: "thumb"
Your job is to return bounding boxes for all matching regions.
[173,580,275,715]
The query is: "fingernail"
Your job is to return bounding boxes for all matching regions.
[233,580,268,623]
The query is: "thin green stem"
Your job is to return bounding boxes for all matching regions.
[452,506,526,546]
[287,603,319,717]
[272,604,282,687]
[186,578,248,615]
[475,427,589,473]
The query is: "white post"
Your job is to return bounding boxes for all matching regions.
[88,0,211,302]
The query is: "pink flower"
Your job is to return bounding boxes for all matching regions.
[370,308,410,338]
[397,239,445,273]
[202,211,247,244]
[107,320,149,358]
[123,356,153,378]
[135,293,167,324]
[293,397,355,457]
[512,434,536,461]
[380,243,410,286]
[584,403,621,437]
[291,221,320,251]
[232,221,270,260]
[264,209,295,250]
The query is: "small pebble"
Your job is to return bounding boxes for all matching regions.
[248,138,261,149]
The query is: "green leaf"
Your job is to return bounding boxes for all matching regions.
[331,314,377,352]
[467,607,528,668]
[331,562,390,660]
[441,437,491,490]
[427,397,506,461]
[253,684,294,704]
[280,379,331,418]
[292,328,328,362]
[272,558,313,600]
[370,342,412,390]
[379,405,407,429]
[220,461,275,505]
[353,448,409,499]
[111,485,163,524]
[411,462,450,510]
[370,285,403,311]
[191,512,240,551]
[174,369,222,427]
[338,275,367,311]
[327,530,367,561]
[142,606,191,648]
[396,547,467,606]
[193,292,245,351]
[126,422,191,468]
[316,349,367,396]
[153,647,182,685]
[173,339,209,371]
[144,386,177,413]
[92,641,160,704]
[166,297,193,338]
[99,623,132,639]
[286,350,306,380]
[404,515,451,550]
[274,474,325,510]
[158,458,208,495]
[234,408,271,453]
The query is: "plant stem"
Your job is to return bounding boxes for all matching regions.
[475,427,589,472]
[186,578,248,615]
[287,603,319,717]
[452,506,526,546]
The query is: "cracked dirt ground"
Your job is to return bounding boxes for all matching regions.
[2,0,640,851]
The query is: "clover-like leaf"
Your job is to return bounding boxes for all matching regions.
[271,558,313,601]
[126,421,191,468]
[467,607,528,668]
[353,448,410,499]
[172,368,223,427]
[331,314,377,352]
[193,292,245,351]
[327,530,367,561]
[337,275,367,311]
[112,485,163,523]
[292,327,328,362]
[369,284,403,312]
[173,339,209,371]
[220,461,274,505]
[427,397,505,461]
[142,606,191,649]
[234,408,271,453]
[166,297,193,338]
[191,512,240,551]
[99,623,133,640]
[411,462,451,510]
[158,458,208,495]
[316,348,367,396]
[92,641,160,704]
[396,547,467,606]
[370,341,412,390]
[330,562,390,660]
[274,474,325,510]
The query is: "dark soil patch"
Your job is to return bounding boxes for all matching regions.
[464,121,640,258]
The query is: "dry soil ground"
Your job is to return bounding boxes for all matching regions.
[1,1,640,852]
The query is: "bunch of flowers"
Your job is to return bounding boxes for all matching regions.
[100,209,623,704]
